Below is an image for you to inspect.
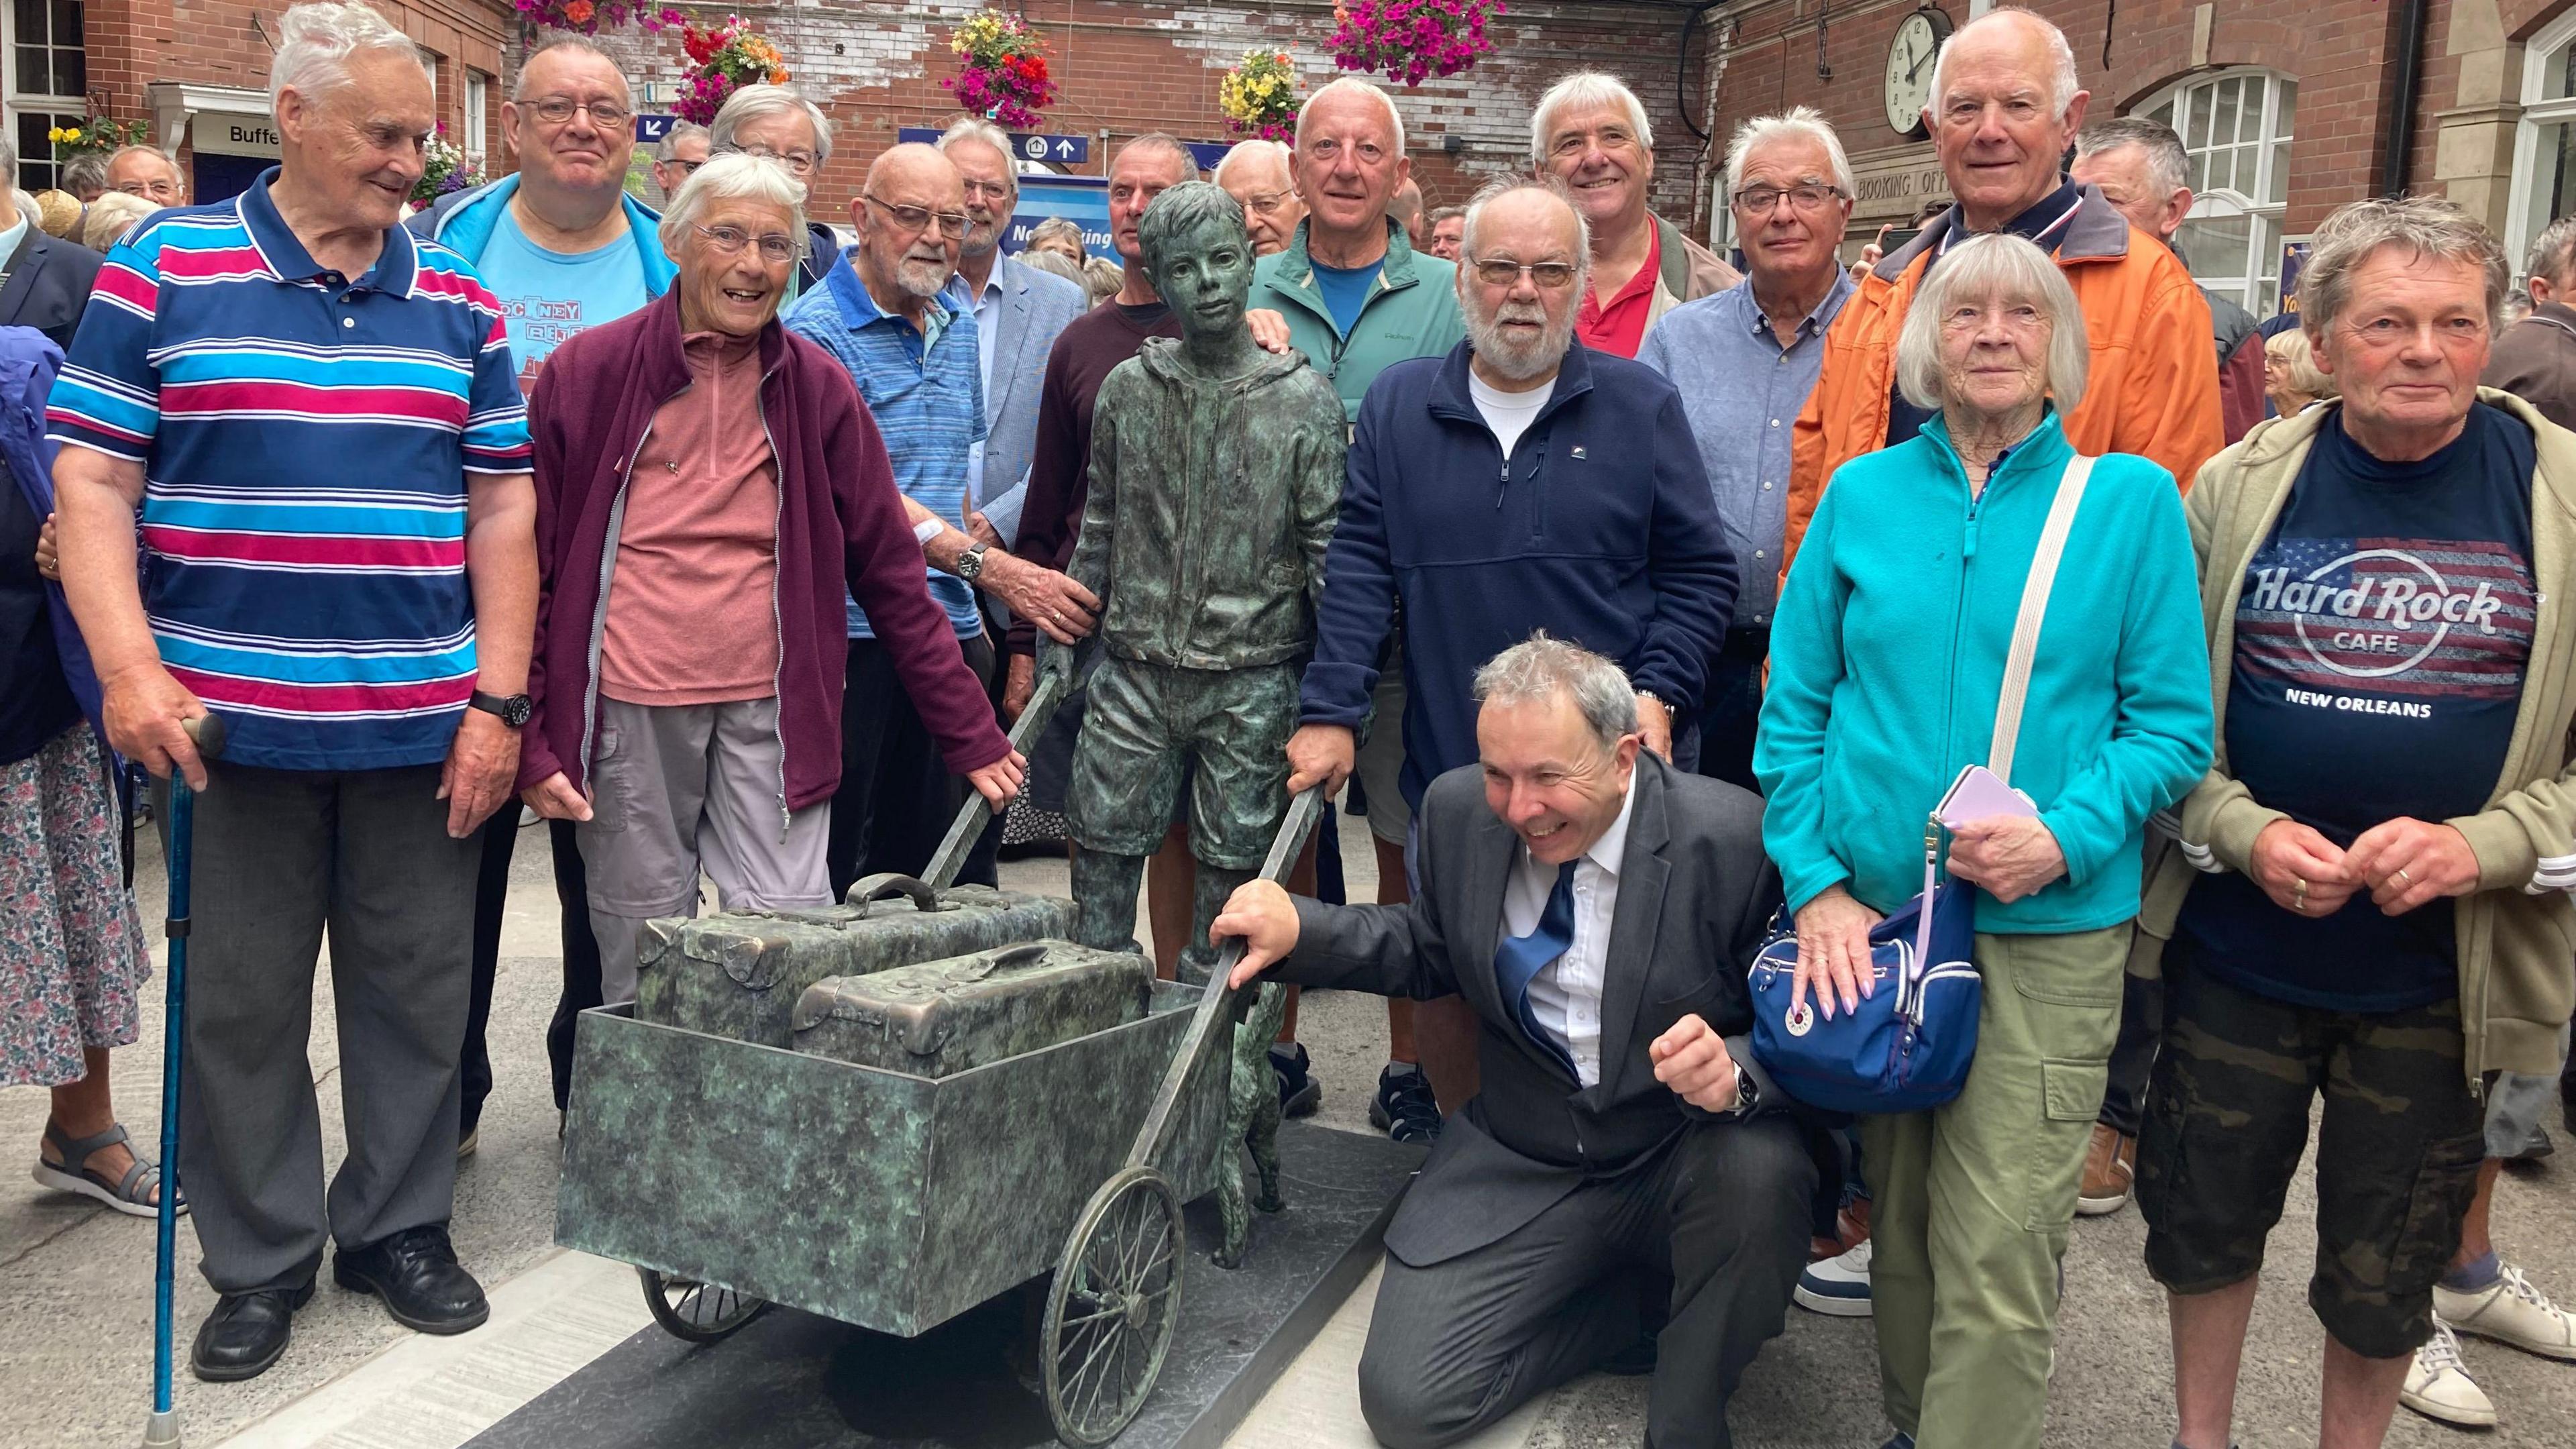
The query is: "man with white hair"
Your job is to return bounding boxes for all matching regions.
[1221,633,1805,1449]
[1639,106,1853,794]
[1246,74,1468,1142]
[1784,7,2221,588]
[936,115,1085,552]
[650,119,710,201]
[0,136,102,350]
[1531,70,1738,358]
[103,142,184,205]
[710,83,841,294]
[49,0,535,1379]
[1214,138,1303,257]
[2072,117,2264,443]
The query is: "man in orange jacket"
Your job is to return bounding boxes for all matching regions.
[1780,7,2222,589]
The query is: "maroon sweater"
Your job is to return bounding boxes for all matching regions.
[521,290,1010,811]
[1004,301,1180,658]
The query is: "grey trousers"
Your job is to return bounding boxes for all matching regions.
[163,761,477,1295]
[1356,1116,1813,1449]
[575,697,832,1003]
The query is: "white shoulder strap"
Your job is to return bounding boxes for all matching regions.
[1986,453,2093,788]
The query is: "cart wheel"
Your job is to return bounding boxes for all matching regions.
[1043,1166,1183,1446]
[639,1267,768,1343]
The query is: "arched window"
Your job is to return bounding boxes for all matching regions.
[2138,68,2297,315]
[2506,9,2576,278]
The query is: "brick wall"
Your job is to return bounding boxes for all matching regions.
[554,1,1723,232]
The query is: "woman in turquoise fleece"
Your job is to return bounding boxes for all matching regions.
[1756,234,2213,1449]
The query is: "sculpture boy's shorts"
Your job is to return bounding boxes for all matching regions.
[1065,656,1298,871]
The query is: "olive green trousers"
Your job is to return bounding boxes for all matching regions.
[1858,924,2128,1449]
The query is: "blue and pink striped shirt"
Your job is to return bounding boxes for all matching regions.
[47,172,533,771]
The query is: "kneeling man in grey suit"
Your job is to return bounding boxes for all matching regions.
[1214,636,1813,1449]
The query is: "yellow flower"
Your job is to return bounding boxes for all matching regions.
[45,127,60,142]
[63,127,80,142]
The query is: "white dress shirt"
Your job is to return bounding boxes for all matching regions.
[961,268,1004,506]
[1500,784,1634,1087]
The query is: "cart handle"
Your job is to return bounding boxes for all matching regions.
[917,650,1073,893]
[1124,786,1323,1174]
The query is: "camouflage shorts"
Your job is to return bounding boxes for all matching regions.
[2136,949,2485,1359]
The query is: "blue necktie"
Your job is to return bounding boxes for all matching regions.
[1495,861,1580,1079]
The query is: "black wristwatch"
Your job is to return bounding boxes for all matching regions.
[470,690,533,728]
[956,541,990,584]
[1721,1063,1761,1119]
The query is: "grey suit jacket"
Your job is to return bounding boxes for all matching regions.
[1275,753,1783,1266]
[971,254,1087,547]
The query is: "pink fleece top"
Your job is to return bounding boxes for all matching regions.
[598,328,781,705]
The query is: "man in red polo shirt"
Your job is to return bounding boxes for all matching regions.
[1534,71,1739,358]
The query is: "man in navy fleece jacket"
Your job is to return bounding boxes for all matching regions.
[1285,176,1737,834]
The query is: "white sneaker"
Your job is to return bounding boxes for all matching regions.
[2436,1263,2576,1361]
[1794,1239,1873,1317]
[2401,1320,2496,1428]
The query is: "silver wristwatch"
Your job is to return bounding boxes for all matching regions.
[956,541,989,583]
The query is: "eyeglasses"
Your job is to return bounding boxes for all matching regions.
[718,143,818,177]
[663,158,705,176]
[960,178,1014,201]
[862,194,971,239]
[694,224,800,264]
[1239,189,1294,215]
[524,97,632,130]
[1732,183,1845,214]
[1471,258,1580,290]
[116,178,180,202]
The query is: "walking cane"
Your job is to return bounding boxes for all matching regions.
[144,713,223,1449]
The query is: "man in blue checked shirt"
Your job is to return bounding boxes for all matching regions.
[48,1,536,1385]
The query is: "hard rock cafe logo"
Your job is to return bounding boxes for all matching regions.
[2245,550,2508,679]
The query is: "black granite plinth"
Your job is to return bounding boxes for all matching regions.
[467,1120,1423,1449]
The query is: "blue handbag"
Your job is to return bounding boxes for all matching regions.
[1748,455,2095,1114]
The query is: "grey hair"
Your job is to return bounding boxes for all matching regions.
[513,35,625,102]
[1112,131,1197,184]
[84,191,156,252]
[1529,71,1654,168]
[2526,213,2576,291]
[1470,633,1638,749]
[2074,117,2188,199]
[268,1,433,111]
[105,142,180,182]
[61,154,107,197]
[1894,232,2089,413]
[1081,255,1122,305]
[1428,205,1465,226]
[937,115,1016,170]
[657,152,810,265]
[710,83,833,165]
[1027,216,1086,254]
[0,138,15,189]
[1020,247,1085,285]
[1212,138,1292,189]
[1297,76,1406,156]
[2299,195,2510,340]
[1723,105,1854,201]
[1137,181,1246,276]
[653,121,710,164]
[1460,174,1591,284]
[2263,328,2337,403]
[1929,8,2080,122]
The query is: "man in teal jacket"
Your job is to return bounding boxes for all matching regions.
[1245,74,1470,1144]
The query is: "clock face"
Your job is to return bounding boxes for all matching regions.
[1884,11,1949,138]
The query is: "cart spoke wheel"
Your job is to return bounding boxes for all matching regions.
[639,1266,769,1343]
[1044,1166,1183,1446]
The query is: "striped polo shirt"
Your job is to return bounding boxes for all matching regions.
[47,170,532,771]
[782,247,985,640]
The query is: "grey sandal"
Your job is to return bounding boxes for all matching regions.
[32,1122,183,1218]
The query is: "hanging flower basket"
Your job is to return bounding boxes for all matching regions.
[674,16,790,127]
[944,10,1057,131]
[48,115,148,160]
[1218,50,1301,143]
[1329,0,1501,89]
[513,0,682,36]
[411,123,486,206]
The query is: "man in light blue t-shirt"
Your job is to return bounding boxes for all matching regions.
[409,38,676,390]
[401,36,678,1152]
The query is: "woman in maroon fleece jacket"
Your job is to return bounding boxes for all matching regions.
[517,156,1016,998]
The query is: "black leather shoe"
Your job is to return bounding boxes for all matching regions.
[191,1282,313,1382]
[333,1224,489,1334]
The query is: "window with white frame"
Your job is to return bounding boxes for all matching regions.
[464,70,488,165]
[4,0,87,191]
[2141,68,2297,315]
[2507,10,2576,280]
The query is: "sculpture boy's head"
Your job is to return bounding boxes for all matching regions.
[1139,181,1254,350]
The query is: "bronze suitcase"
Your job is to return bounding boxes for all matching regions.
[789,941,1154,1077]
[633,876,1075,1049]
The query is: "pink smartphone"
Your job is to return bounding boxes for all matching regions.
[1933,764,2038,830]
